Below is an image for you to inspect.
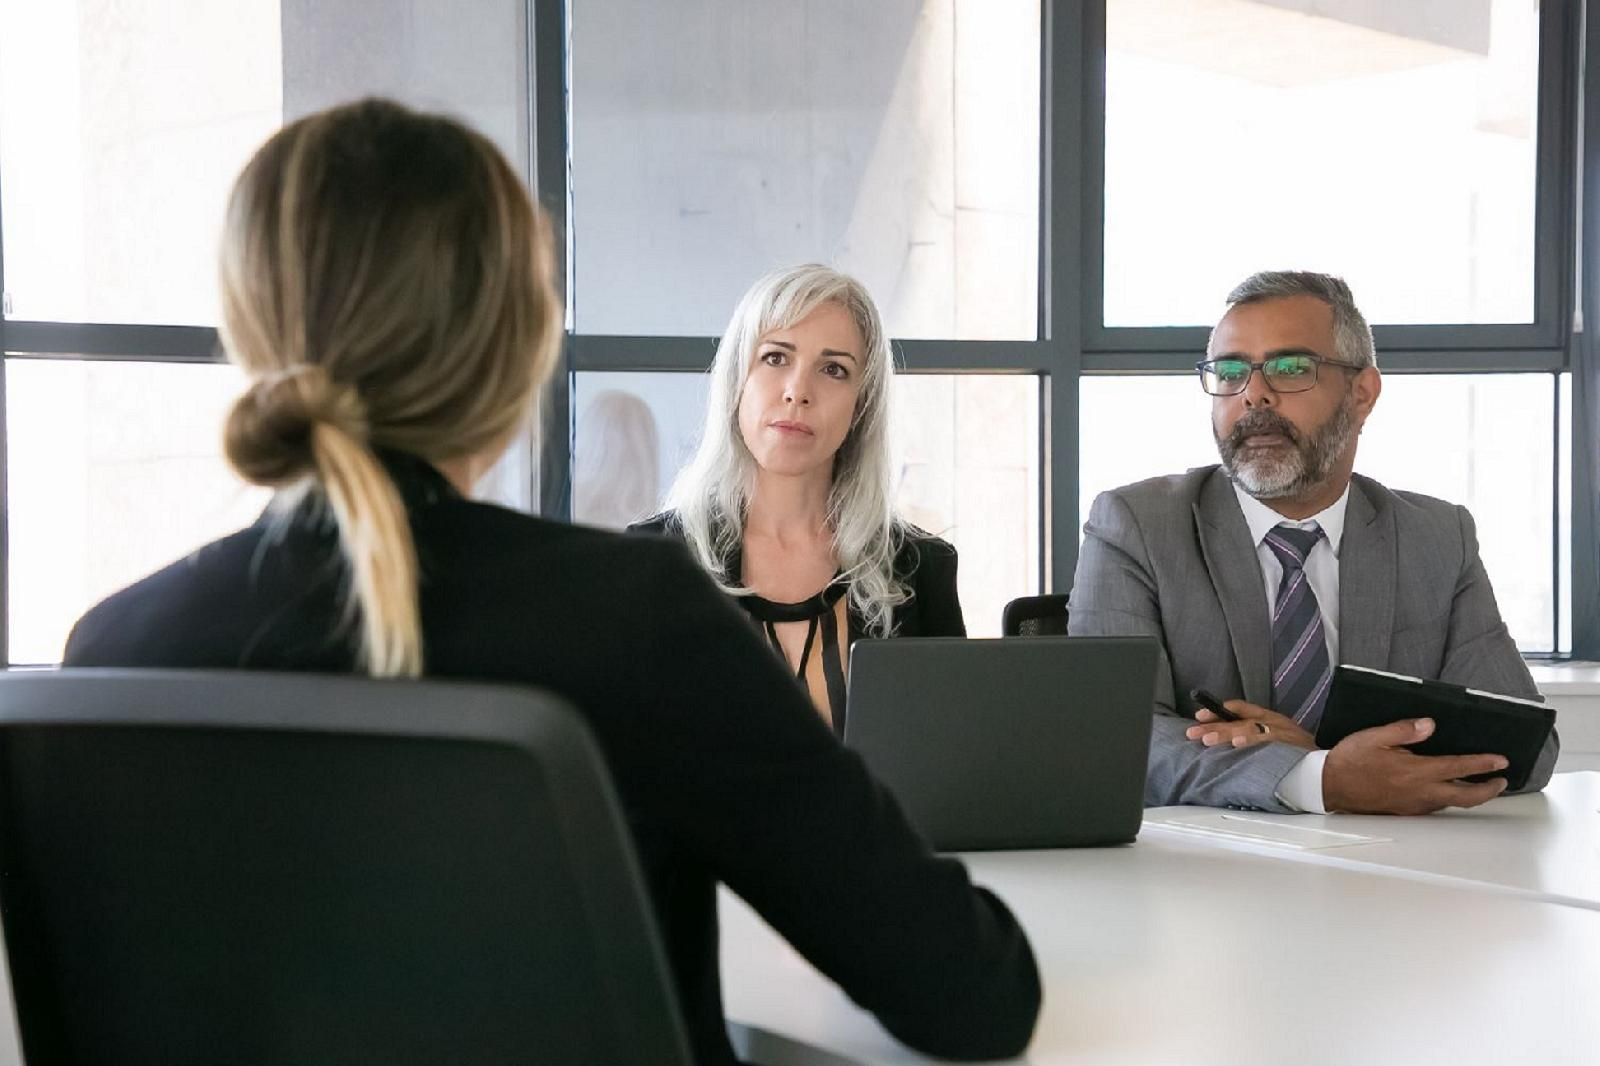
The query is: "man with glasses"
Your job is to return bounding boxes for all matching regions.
[1068,271,1557,814]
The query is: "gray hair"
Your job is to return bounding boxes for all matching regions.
[1217,270,1377,369]
[663,264,909,636]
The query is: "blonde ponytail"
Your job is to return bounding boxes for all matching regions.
[216,99,562,680]
[224,364,422,677]
[312,424,422,678]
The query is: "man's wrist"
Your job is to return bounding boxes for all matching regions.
[1274,748,1330,814]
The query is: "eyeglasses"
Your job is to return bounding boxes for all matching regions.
[1196,354,1360,396]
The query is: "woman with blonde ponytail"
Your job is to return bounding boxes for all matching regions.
[64,99,1039,1065]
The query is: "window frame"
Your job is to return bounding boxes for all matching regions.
[1082,0,1580,368]
[0,0,1594,664]
[1574,0,1600,660]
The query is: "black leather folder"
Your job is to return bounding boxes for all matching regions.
[1315,665,1555,791]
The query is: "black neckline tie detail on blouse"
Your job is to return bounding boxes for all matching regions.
[743,579,851,736]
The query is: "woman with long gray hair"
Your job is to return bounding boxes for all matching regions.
[633,264,964,734]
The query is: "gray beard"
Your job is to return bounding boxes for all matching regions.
[1215,400,1355,500]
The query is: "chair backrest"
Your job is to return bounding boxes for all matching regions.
[0,670,692,1066]
[1002,593,1070,637]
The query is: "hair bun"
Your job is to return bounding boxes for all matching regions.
[224,364,369,486]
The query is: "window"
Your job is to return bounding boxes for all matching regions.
[0,0,536,664]
[572,372,706,530]
[567,0,1041,339]
[3,1,1594,666]
[895,375,1042,636]
[5,359,269,663]
[0,0,531,326]
[1359,374,1555,652]
[562,3,1049,634]
[1103,0,1541,327]
[0,0,283,324]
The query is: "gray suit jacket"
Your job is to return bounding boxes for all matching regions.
[1067,466,1558,812]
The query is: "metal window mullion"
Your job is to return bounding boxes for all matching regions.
[1090,323,1576,358]
[1573,0,1600,660]
[1042,0,1092,595]
[570,335,1054,373]
[1,322,220,362]
[1553,370,1563,656]
[1532,0,1584,348]
[1084,348,1570,375]
[532,0,572,520]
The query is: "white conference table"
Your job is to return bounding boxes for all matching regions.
[0,779,1592,1066]
[721,774,1600,1065]
[1143,770,1600,911]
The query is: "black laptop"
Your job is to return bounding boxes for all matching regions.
[844,636,1157,851]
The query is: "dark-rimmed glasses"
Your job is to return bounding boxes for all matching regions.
[1196,354,1360,396]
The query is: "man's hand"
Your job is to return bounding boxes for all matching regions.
[1322,718,1508,815]
[1186,699,1316,751]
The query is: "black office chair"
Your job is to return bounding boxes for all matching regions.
[1002,593,1070,636]
[0,670,692,1066]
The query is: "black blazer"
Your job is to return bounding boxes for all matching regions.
[65,454,1039,1066]
[628,512,967,642]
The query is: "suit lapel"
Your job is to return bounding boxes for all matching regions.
[1193,470,1273,706]
[1338,475,1396,669]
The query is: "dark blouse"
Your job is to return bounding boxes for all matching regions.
[63,454,1037,1066]
[628,512,966,734]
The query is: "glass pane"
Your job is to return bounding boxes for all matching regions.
[569,1,1041,340]
[1077,376,1217,524]
[574,371,1041,636]
[1079,373,1556,652]
[0,0,530,326]
[896,375,1041,636]
[6,359,271,664]
[279,1,531,179]
[1361,375,1554,651]
[1104,0,1539,327]
[573,372,709,530]
[475,428,537,512]
[0,0,283,324]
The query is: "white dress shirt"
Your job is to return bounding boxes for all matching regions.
[1231,482,1351,814]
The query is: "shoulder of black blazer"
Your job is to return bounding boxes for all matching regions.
[890,528,962,639]
[626,512,678,537]
[627,512,962,638]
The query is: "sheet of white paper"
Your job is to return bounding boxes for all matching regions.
[1142,811,1391,851]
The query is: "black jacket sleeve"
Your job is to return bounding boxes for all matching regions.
[624,540,1038,1059]
[900,534,966,637]
[624,514,673,537]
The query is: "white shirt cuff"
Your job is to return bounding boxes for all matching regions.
[1275,749,1330,814]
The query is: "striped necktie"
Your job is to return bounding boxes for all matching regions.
[1264,523,1332,729]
